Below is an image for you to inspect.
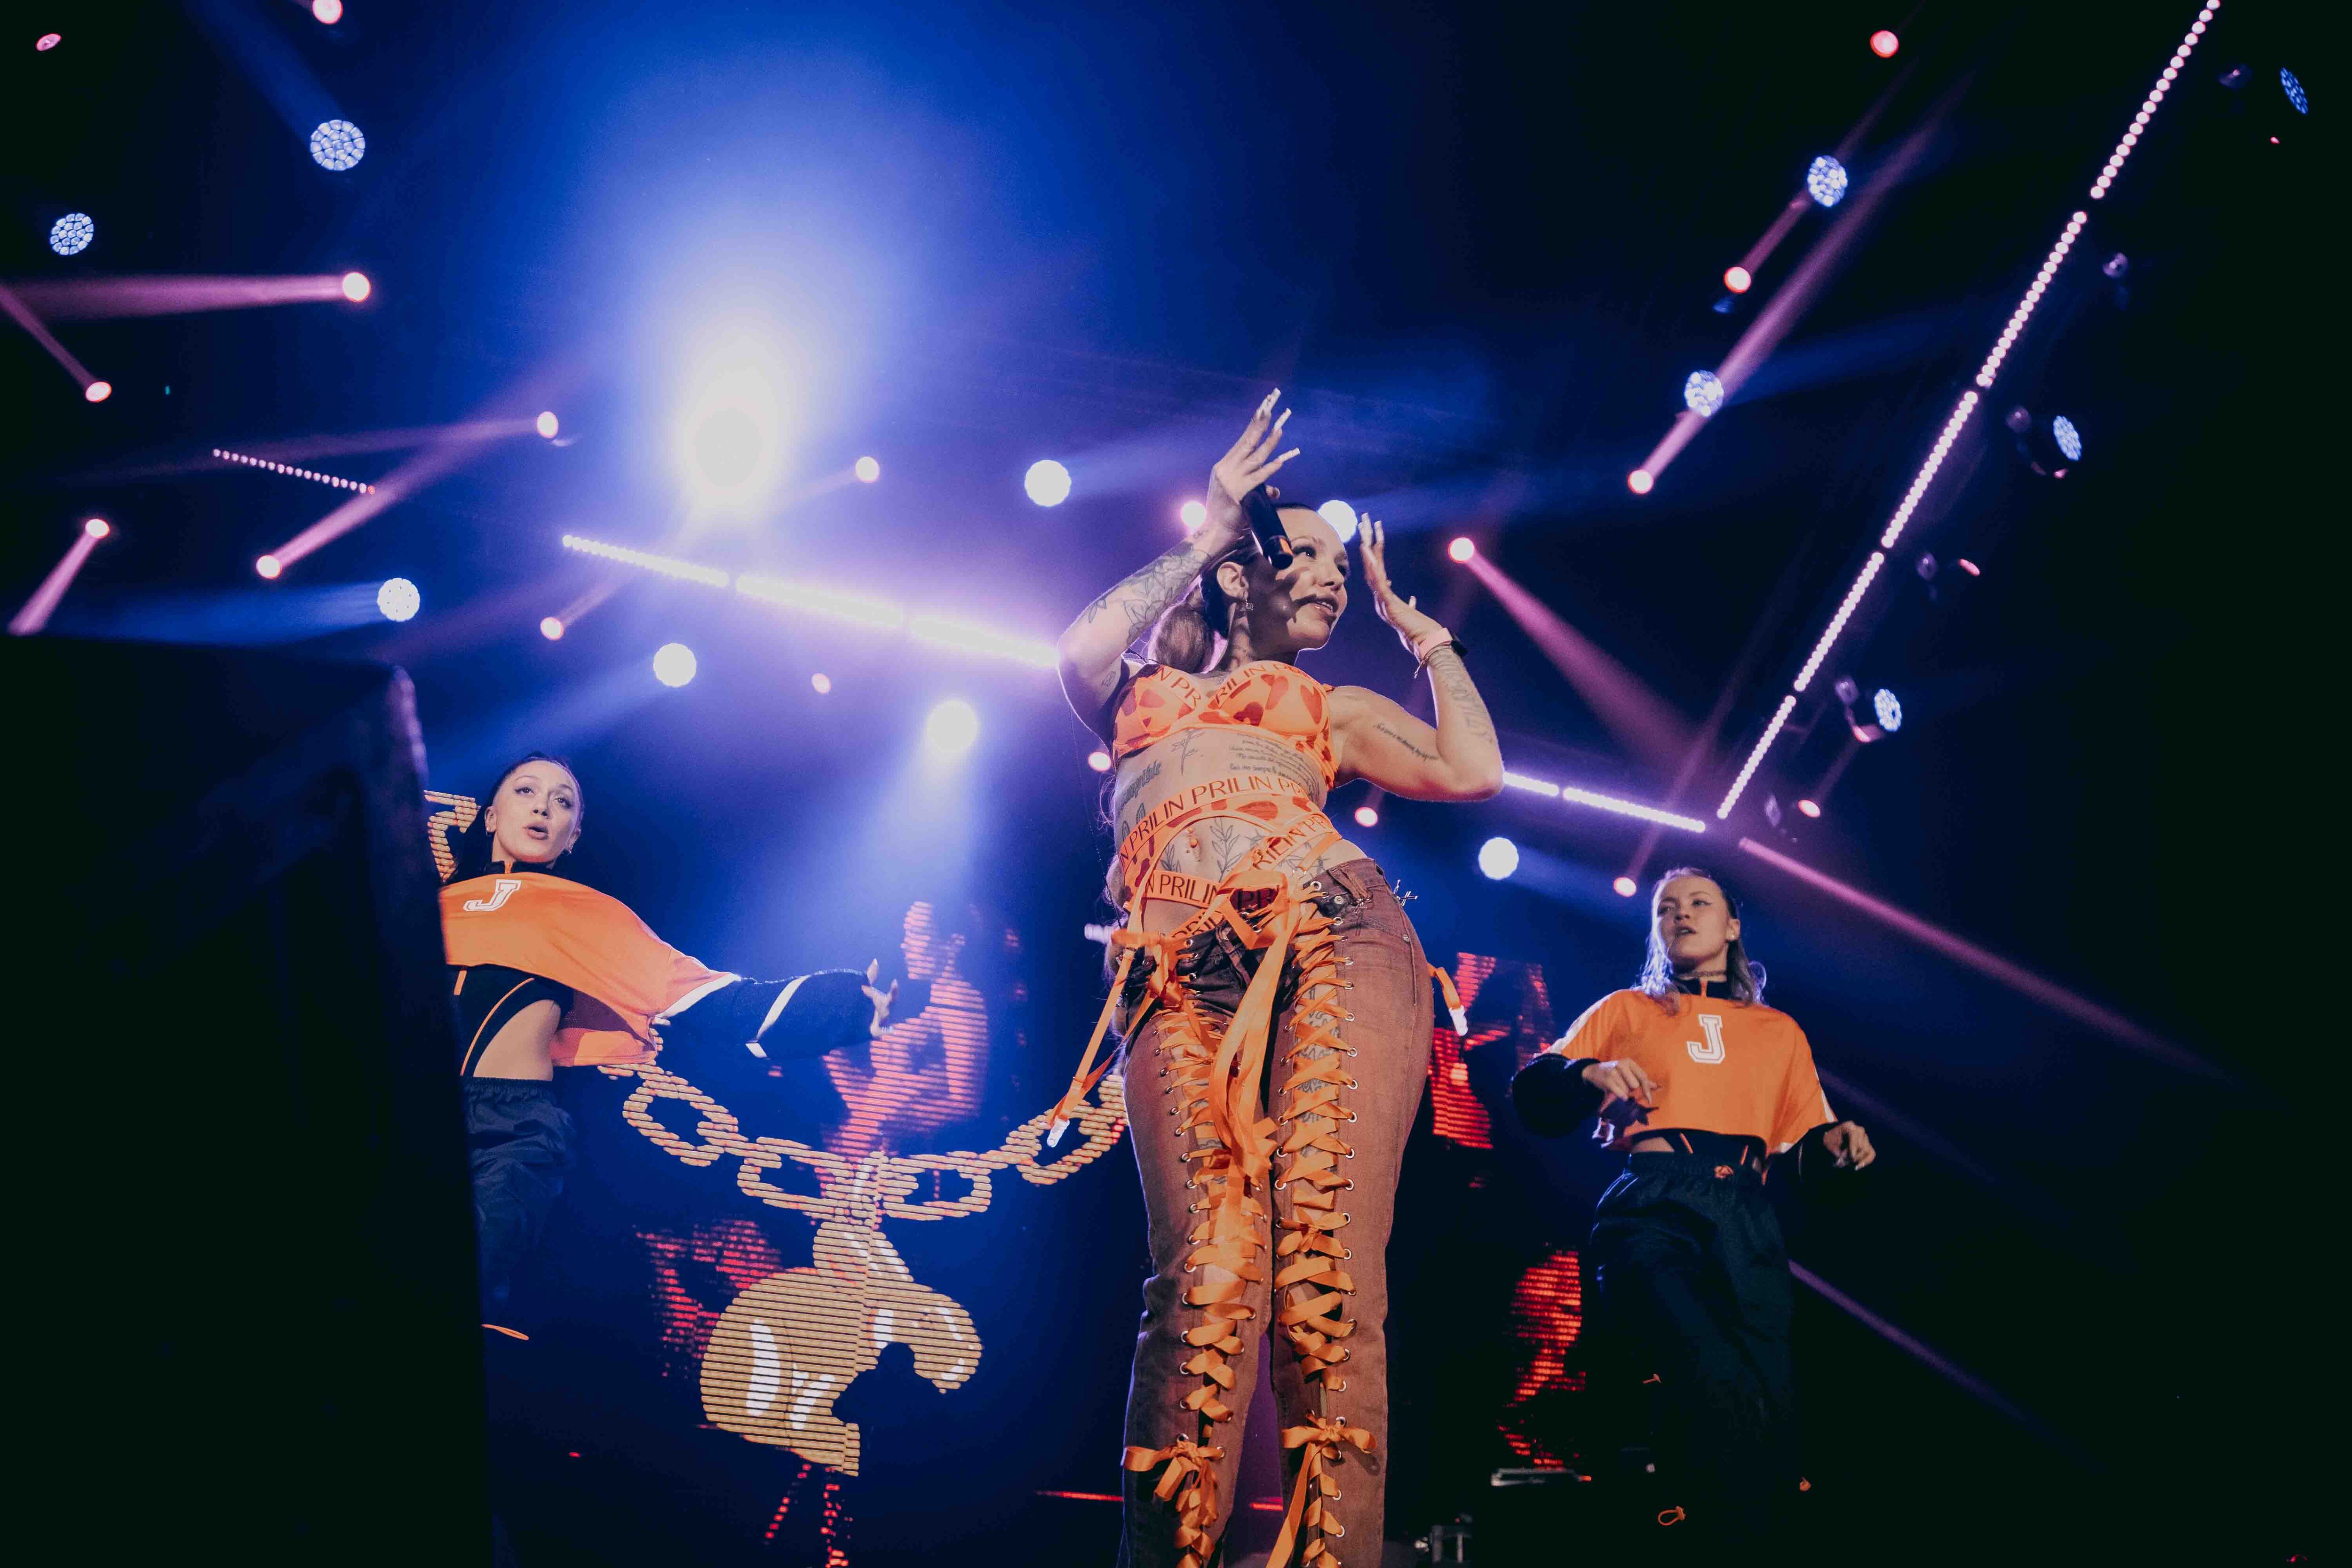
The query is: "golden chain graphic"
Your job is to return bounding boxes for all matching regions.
[606,1061,1127,1474]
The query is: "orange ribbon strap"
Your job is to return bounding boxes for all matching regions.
[1265,1415,1377,1568]
[1124,1438,1227,1568]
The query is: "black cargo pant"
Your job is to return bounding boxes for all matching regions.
[1586,1147,1798,1542]
[465,1078,577,1316]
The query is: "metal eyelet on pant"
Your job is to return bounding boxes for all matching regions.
[1328,1524,1346,1538]
[1341,1178,1354,1191]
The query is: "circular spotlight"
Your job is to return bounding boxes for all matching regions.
[1477,836,1520,881]
[924,699,980,756]
[84,380,112,403]
[2281,68,2307,115]
[1354,804,1379,828]
[377,577,421,623]
[854,455,881,483]
[1628,469,1654,494]
[1872,688,1903,733]
[536,411,560,439]
[1870,29,1899,58]
[1723,265,1752,294]
[1318,499,1360,543]
[37,32,61,51]
[1087,749,1112,773]
[48,212,93,256]
[1796,798,1822,819]
[1024,459,1072,507]
[1684,369,1725,418]
[309,119,367,171]
[1179,499,1208,531]
[2050,414,2082,462]
[256,554,283,580]
[1612,875,1638,898]
[83,517,110,540]
[1805,155,1849,207]
[312,0,343,21]
[652,642,699,688]
[1955,558,1981,576]
[811,672,833,694]
[539,616,564,640]
[340,271,371,302]
[1447,536,1476,563]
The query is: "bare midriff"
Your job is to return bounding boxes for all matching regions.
[1110,721,1365,933]
[472,999,562,1080]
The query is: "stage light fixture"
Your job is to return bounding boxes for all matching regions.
[1088,749,1112,772]
[652,642,698,688]
[1805,156,1849,207]
[1796,798,1822,818]
[1354,804,1379,828]
[540,616,564,640]
[536,411,560,439]
[1956,558,1981,576]
[924,699,980,757]
[84,517,110,540]
[310,119,367,171]
[84,380,112,403]
[2051,415,2082,462]
[812,673,833,694]
[1180,499,1208,531]
[312,0,343,21]
[1318,499,1360,543]
[377,577,420,623]
[1723,266,1752,293]
[340,271,371,302]
[1628,469,1654,495]
[256,554,283,579]
[1870,29,1899,57]
[2281,68,2306,114]
[37,32,60,51]
[1024,460,1072,507]
[48,212,93,256]
[1478,837,1520,881]
[1613,876,1638,897]
[1447,537,1476,563]
[1684,369,1725,418]
[1873,688,1903,732]
[855,455,881,483]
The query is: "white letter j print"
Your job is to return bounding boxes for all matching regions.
[1686,1013,1726,1065]
[462,877,523,913]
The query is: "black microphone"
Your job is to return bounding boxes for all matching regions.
[1240,485,1295,570]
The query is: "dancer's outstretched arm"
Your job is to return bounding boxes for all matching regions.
[1054,392,1297,717]
[1330,517,1505,801]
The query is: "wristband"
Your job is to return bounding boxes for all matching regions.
[1415,636,1468,671]
[1408,627,1455,666]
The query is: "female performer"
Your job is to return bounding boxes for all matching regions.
[441,752,893,1317]
[1049,394,1504,1568]
[1510,867,1875,1542]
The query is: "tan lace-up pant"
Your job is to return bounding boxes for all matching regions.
[1114,860,1433,1568]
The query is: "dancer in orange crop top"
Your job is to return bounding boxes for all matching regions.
[1051,393,1503,1568]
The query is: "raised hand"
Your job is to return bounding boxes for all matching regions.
[1206,390,1300,546]
[863,958,899,1039]
[1357,517,1446,653]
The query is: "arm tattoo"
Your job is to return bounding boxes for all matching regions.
[1074,538,1212,649]
[1375,721,1442,763]
[1424,648,1495,742]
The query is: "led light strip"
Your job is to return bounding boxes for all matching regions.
[560,533,731,587]
[214,447,374,493]
[1714,2,2217,821]
[563,533,1058,670]
[1500,769,1706,833]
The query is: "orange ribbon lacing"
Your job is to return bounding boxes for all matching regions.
[1266,1414,1377,1568]
[1121,1436,1226,1568]
[1272,917,1356,1384]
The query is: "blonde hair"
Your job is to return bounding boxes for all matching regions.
[1636,866,1765,1014]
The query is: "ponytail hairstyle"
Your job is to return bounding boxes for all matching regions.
[1635,865,1766,1014]
[443,750,585,884]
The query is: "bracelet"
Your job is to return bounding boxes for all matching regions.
[1407,627,1454,665]
[1415,637,1468,672]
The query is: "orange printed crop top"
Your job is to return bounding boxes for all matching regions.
[1549,986,1833,1154]
[1104,660,1338,790]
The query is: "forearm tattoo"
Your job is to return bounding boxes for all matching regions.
[1424,647,1495,743]
[1073,537,1212,652]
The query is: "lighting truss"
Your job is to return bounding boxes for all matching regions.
[1500,770,1706,833]
[1715,2,2220,821]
